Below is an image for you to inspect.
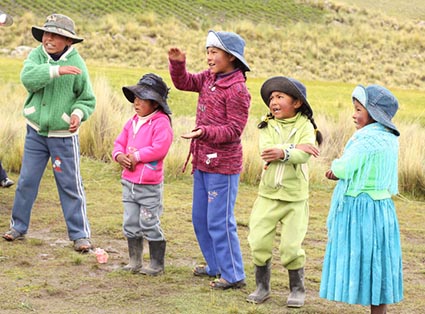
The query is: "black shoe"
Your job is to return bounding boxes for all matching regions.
[0,178,14,188]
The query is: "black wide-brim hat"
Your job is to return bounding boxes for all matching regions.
[260,76,313,117]
[32,14,83,44]
[122,73,172,115]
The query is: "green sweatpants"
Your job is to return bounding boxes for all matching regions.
[248,196,309,270]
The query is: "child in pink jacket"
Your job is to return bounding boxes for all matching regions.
[113,73,173,276]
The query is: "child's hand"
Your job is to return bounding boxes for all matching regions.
[296,143,320,158]
[261,148,284,163]
[127,154,137,172]
[69,114,80,133]
[168,47,186,62]
[325,170,338,180]
[116,153,133,171]
[59,66,82,75]
[181,129,202,139]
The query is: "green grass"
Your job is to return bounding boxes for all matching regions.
[2,0,325,27]
[0,157,424,313]
[1,1,425,90]
[2,57,425,124]
[337,0,425,20]
[0,1,424,312]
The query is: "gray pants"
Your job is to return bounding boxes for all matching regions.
[121,179,165,241]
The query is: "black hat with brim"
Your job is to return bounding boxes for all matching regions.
[260,76,313,117]
[122,73,172,115]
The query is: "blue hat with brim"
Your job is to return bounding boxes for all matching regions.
[206,30,250,72]
[352,84,400,136]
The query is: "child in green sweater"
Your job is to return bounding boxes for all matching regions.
[2,14,96,252]
[247,76,322,307]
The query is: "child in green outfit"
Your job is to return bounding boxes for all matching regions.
[2,14,96,252]
[247,76,322,307]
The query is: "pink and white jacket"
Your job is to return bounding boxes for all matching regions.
[169,59,251,175]
[113,111,173,184]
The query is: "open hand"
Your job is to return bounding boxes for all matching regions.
[181,129,202,139]
[168,47,186,62]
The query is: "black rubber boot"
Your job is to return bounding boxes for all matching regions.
[122,237,143,273]
[287,268,305,308]
[246,260,271,304]
[140,240,166,276]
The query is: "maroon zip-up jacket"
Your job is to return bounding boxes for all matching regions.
[169,59,251,175]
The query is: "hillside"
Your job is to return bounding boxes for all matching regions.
[1,1,425,89]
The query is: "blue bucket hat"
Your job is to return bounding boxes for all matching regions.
[205,30,250,72]
[260,76,313,117]
[352,84,399,136]
[0,10,13,27]
[122,73,172,115]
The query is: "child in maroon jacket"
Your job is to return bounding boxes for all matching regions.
[168,30,251,289]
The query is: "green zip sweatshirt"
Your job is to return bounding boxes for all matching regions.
[20,45,96,137]
[257,112,316,201]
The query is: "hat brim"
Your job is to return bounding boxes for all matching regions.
[0,12,13,26]
[122,85,172,115]
[367,105,400,136]
[32,26,83,44]
[207,30,250,72]
[352,85,399,136]
[260,76,312,116]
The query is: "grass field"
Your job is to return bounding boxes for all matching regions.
[0,158,424,314]
[0,0,425,313]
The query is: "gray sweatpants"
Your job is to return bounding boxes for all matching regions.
[121,179,165,241]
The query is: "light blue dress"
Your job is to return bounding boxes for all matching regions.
[320,123,403,306]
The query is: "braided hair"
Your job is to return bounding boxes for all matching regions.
[258,104,323,146]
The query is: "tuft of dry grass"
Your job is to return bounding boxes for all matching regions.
[1,68,424,196]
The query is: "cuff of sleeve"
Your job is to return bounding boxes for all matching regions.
[72,109,84,122]
[50,65,60,78]
[196,126,206,140]
[113,152,123,161]
[133,151,141,162]
[282,144,295,162]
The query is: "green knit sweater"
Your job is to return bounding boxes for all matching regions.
[21,45,96,137]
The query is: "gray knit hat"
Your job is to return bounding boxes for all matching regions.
[32,14,83,44]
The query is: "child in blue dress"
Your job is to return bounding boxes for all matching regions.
[320,84,403,314]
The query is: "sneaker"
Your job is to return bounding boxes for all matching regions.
[0,178,14,188]
[74,238,92,252]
